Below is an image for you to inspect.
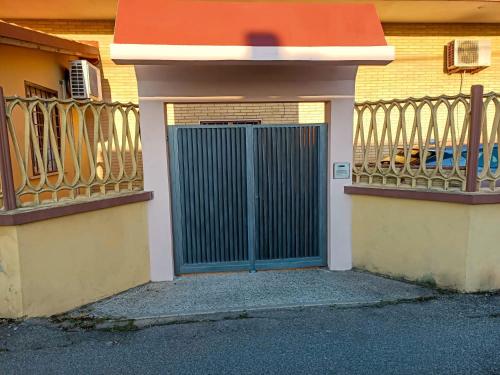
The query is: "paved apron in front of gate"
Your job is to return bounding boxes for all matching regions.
[168,124,327,274]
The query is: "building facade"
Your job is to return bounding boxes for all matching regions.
[0,1,499,318]
[2,3,498,103]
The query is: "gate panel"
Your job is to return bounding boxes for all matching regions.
[254,126,327,268]
[169,124,327,274]
[170,126,249,274]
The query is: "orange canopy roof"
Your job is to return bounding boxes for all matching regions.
[114,0,387,47]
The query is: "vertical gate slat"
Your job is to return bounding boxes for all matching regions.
[261,128,267,260]
[179,131,190,264]
[279,128,287,259]
[235,129,248,260]
[276,128,283,259]
[254,129,261,260]
[234,128,240,262]
[305,127,311,257]
[198,129,209,263]
[293,128,299,259]
[230,129,238,261]
[312,128,319,257]
[184,130,192,265]
[272,128,278,260]
[228,129,237,261]
[224,129,232,262]
[214,129,222,263]
[306,128,314,256]
[186,131,195,263]
[246,127,256,270]
[242,129,249,262]
[221,128,230,263]
[300,127,304,257]
[284,128,291,259]
[266,128,272,260]
[232,129,239,262]
[192,129,202,263]
[243,129,249,261]
[298,127,303,258]
[200,129,209,263]
[304,128,312,257]
[281,128,288,259]
[306,128,312,257]
[213,130,220,262]
[214,130,221,262]
[310,128,314,256]
[258,128,267,261]
[235,128,243,262]
[265,128,272,259]
[206,129,215,262]
[194,130,206,263]
[168,127,183,274]
[295,127,301,258]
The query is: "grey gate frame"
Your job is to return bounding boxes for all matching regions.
[168,123,328,275]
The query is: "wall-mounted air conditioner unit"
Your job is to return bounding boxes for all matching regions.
[69,60,103,100]
[446,39,491,74]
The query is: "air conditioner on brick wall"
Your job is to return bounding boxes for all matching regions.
[69,60,103,100]
[446,39,491,74]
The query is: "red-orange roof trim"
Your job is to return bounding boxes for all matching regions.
[113,0,387,47]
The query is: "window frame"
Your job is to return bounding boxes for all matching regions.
[199,120,262,126]
[24,81,62,176]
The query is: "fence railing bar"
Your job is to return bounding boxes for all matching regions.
[0,86,17,210]
[465,85,484,193]
[355,91,497,107]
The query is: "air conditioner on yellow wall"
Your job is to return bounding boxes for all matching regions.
[446,39,491,74]
[69,60,103,100]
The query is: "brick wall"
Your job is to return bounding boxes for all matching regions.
[167,102,325,125]
[356,23,500,102]
[11,20,499,106]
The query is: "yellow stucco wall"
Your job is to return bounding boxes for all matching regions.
[9,19,137,103]
[0,44,69,97]
[352,195,500,292]
[466,205,500,291]
[0,226,22,318]
[0,201,150,318]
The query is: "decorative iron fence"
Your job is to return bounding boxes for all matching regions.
[0,87,143,210]
[353,85,499,193]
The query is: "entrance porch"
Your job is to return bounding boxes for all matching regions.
[111,0,394,281]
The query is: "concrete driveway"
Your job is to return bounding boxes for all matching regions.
[68,269,435,328]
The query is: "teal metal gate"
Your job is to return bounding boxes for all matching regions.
[168,124,327,274]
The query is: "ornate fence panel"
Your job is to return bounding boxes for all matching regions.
[1,95,143,209]
[353,88,498,192]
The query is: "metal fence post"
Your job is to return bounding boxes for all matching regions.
[0,86,17,210]
[465,85,484,193]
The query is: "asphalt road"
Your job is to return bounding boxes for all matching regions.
[1,293,499,375]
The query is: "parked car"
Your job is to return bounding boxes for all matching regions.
[381,144,498,171]
[380,147,421,166]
